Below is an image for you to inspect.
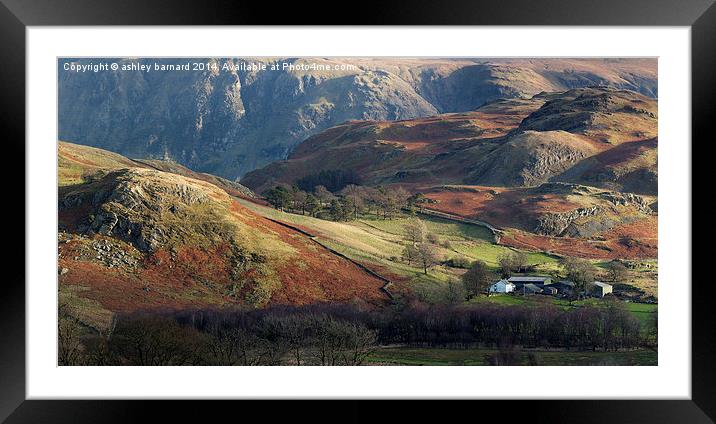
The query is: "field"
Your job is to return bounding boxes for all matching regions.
[468,295,657,334]
[236,197,657,305]
[367,346,657,366]
[236,198,563,295]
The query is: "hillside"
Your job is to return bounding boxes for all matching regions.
[555,138,658,195]
[59,58,657,179]
[241,87,657,194]
[466,130,599,187]
[421,183,657,259]
[58,143,388,330]
[59,141,256,198]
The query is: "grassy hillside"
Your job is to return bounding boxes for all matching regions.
[59,141,146,186]
[58,143,390,330]
[236,197,562,301]
[59,141,255,198]
[556,138,658,195]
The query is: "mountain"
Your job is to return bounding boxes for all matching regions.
[59,58,657,179]
[58,142,388,330]
[241,87,658,195]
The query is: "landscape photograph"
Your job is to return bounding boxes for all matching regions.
[57,57,658,366]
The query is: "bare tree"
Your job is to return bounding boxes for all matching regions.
[388,186,410,215]
[462,260,491,299]
[260,314,311,365]
[373,186,410,219]
[444,279,467,304]
[416,243,438,274]
[485,345,521,366]
[561,257,597,298]
[606,261,628,283]
[401,243,419,265]
[340,322,378,365]
[314,185,335,208]
[110,315,203,365]
[58,305,85,366]
[291,189,308,215]
[498,253,514,278]
[513,251,529,273]
[404,217,427,245]
[340,184,366,219]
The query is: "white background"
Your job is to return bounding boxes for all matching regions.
[27,27,691,399]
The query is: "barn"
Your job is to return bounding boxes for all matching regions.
[508,276,553,286]
[591,281,613,297]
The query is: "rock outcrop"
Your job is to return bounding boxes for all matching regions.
[61,168,231,252]
[534,206,603,237]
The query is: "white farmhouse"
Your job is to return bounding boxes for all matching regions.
[489,279,516,294]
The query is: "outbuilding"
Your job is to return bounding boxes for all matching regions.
[489,279,516,294]
[539,285,558,296]
[552,280,575,295]
[521,283,543,295]
[591,281,613,297]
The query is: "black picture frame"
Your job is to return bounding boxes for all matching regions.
[2,0,712,422]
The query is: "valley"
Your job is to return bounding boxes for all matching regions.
[57,58,658,366]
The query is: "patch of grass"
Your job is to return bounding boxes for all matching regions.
[239,199,460,286]
[624,302,657,331]
[359,214,494,242]
[467,294,532,306]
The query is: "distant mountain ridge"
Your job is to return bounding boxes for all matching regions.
[59,58,657,179]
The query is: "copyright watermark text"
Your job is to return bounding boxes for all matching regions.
[62,60,357,74]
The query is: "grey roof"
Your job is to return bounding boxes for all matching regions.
[508,276,551,283]
[592,282,612,288]
[523,283,543,292]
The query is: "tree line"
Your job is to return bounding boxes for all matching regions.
[263,184,429,222]
[59,301,649,366]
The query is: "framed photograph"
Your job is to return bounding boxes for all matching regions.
[3,0,713,421]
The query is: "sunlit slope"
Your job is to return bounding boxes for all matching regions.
[58,144,388,329]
